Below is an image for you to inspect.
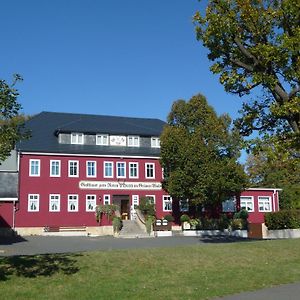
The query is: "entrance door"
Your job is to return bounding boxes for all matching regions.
[113,195,130,220]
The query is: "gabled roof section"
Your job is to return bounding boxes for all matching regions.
[17,111,165,156]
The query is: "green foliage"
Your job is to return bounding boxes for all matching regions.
[145,215,155,235]
[180,214,190,223]
[95,204,118,222]
[163,214,174,222]
[160,94,248,207]
[112,217,122,233]
[230,219,246,230]
[137,196,156,217]
[265,210,300,230]
[0,74,29,162]
[194,1,300,152]
[234,209,249,220]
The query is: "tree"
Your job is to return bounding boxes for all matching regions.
[194,0,300,150]
[246,144,300,209]
[160,94,248,208]
[0,74,27,162]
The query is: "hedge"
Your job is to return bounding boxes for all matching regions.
[265,210,300,230]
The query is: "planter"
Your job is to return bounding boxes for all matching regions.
[266,229,300,239]
[182,222,191,230]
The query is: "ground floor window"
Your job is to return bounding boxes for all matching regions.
[103,194,110,205]
[68,195,78,212]
[49,194,60,212]
[132,195,139,208]
[163,195,172,212]
[145,195,155,204]
[258,196,272,212]
[179,199,189,212]
[28,194,39,212]
[240,196,254,212]
[86,195,96,211]
[222,197,236,212]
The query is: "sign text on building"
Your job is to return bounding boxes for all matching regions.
[79,181,162,190]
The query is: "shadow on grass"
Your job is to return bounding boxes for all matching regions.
[0,253,81,281]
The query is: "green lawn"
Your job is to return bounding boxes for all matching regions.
[1,239,300,299]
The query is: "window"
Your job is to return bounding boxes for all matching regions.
[103,194,110,205]
[29,159,40,176]
[69,160,79,177]
[132,195,139,208]
[145,163,155,178]
[179,199,189,212]
[28,194,39,212]
[222,197,236,212]
[68,195,79,212]
[240,196,254,212]
[129,162,139,178]
[96,134,109,145]
[50,160,60,177]
[258,196,272,212]
[86,161,96,178]
[127,136,139,147]
[104,161,113,178]
[117,162,126,178]
[151,137,160,148]
[163,195,172,212]
[71,133,84,144]
[49,194,60,212]
[146,195,155,204]
[86,195,96,212]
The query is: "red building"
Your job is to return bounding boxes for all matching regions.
[0,112,280,236]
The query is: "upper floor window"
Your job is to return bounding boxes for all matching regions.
[69,160,79,177]
[71,133,84,144]
[240,196,254,212]
[258,196,272,212]
[28,194,39,212]
[86,195,96,212]
[117,162,126,178]
[151,137,160,148]
[96,134,109,146]
[29,159,40,176]
[104,161,113,178]
[50,160,60,177]
[145,163,155,179]
[163,195,172,212]
[127,136,140,147]
[86,161,96,178]
[49,194,60,212]
[129,162,139,178]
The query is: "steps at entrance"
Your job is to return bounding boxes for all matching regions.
[119,220,150,238]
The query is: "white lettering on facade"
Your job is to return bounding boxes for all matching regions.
[79,181,162,190]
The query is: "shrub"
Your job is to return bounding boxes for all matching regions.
[189,218,200,229]
[112,217,122,233]
[145,215,156,235]
[164,214,174,222]
[234,209,248,220]
[265,210,300,230]
[137,196,156,217]
[180,214,190,223]
[230,218,246,230]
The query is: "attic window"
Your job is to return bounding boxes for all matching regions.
[71,133,84,144]
[127,136,140,147]
[96,134,109,146]
[151,137,160,148]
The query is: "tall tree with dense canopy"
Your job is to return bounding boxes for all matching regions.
[0,74,27,163]
[194,0,300,150]
[160,94,248,208]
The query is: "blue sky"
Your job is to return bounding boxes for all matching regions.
[1,0,243,122]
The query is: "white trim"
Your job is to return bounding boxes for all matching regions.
[68,194,79,212]
[246,188,282,191]
[0,198,18,202]
[127,135,140,147]
[28,194,40,212]
[49,194,61,212]
[258,196,272,212]
[151,137,160,148]
[85,194,97,212]
[71,133,84,145]
[240,196,254,212]
[145,195,156,204]
[96,134,109,146]
[162,195,172,212]
[103,194,110,205]
[20,151,160,160]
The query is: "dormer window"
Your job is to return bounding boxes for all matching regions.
[96,134,109,146]
[71,133,84,144]
[151,137,160,148]
[127,136,140,147]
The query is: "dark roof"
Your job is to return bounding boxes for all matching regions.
[17,111,165,157]
[0,173,18,198]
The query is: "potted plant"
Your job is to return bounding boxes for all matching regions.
[180,214,191,230]
[189,218,200,230]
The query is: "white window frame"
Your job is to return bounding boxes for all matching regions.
[71,132,84,144]
[49,194,60,212]
[86,194,97,212]
[104,161,113,178]
[29,159,40,177]
[145,163,155,179]
[50,160,61,177]
[68,160,79,177]
[163,195,172,212]
[68,195,79,212]
[103,194,111,205]
[179,199,189,212]
[145,195,156,204]
[151,137,160,148]
[258,196,272,212]
[28,194,39,212]
[127,135,140,147]
[116,162,126,178]
[240,196,254,212]
[96,134,109,146]
[132,195,139,208]
[129,162,139,178]
[86,161,97,178]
